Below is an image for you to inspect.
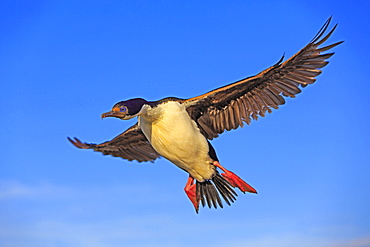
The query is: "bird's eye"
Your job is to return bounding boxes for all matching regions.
[120,106,127,113]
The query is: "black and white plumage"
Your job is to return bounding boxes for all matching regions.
[69,17,342,213]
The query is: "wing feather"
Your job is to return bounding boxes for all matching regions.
[185,17,343,139]
[68,123,160,162]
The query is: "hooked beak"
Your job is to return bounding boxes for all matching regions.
[101,108,126,119]
[101,111,117,119]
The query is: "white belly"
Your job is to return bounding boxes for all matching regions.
[138,101,215,181]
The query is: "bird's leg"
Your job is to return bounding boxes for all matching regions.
[184,175,199,213]
[213,161,257,194]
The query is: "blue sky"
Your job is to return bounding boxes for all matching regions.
[1,1,369,246]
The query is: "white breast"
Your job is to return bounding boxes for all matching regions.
[138,101,215,182]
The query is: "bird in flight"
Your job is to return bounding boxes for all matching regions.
[69,17,342,213]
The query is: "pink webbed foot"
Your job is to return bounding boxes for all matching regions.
[184,176,199,213]
[213,161,257,194]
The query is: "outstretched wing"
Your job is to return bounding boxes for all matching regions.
[68,123,160,162]
[184,17,343,140]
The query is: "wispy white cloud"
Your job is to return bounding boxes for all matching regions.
[0,213,198,247]
[0,179,173,202]
[1,179,368,247]
[1,215,369,247]
[0,180,73,199]
[328,236,370,247]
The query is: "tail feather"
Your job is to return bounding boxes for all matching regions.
[213,174,237,205]
[196,172,238,210]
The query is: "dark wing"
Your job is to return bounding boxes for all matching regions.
[184,17,343,140]
[68,123,160,162]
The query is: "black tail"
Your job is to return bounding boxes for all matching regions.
[195,172,238,212]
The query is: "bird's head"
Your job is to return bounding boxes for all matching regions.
[101,98,148,120]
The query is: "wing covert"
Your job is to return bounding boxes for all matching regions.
[68,123,160,162]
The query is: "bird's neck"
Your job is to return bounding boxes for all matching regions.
[138,104,161,123]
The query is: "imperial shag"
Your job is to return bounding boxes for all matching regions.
[69,17,342,213]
